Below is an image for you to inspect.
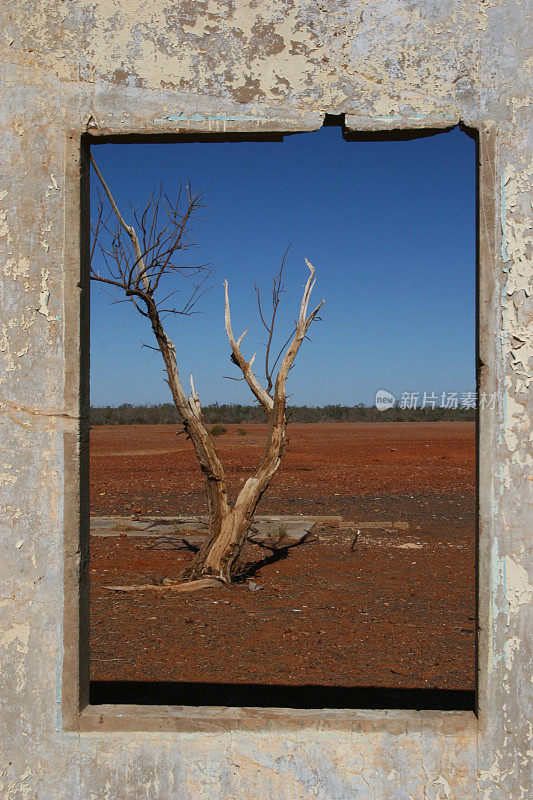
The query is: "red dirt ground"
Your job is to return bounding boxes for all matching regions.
[90,422,476,691]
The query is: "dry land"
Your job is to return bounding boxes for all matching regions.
[90,422,476,693]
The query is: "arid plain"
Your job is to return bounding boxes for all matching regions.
[90,421,475,694]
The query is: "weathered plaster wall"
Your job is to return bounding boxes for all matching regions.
[0,1,531,798]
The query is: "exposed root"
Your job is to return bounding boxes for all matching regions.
[103,577,224,593]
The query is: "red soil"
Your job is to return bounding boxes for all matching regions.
[90,422,476,691]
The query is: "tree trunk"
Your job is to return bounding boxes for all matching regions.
[182,507,249,583]
[182,413,288,583]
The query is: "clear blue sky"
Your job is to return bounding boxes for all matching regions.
[90,125,475,407]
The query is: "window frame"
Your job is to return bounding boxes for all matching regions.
[62,122,487,734]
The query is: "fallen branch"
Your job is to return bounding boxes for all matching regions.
[103,577,223,593]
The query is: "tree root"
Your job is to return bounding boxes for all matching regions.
[103,577,224,593]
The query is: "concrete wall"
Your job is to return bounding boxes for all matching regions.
[1,1,531,797]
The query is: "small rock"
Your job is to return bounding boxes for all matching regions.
[248,581,263,591]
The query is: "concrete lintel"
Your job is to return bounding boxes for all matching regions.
[83,86,325,138]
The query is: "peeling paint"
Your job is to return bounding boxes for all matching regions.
[504,635,521,670]
[37,268,58,320]
[0,623,30,650]
[1,1,531,798]
[45,173,61,198]
[505,556,533,614]
[4,256,30,281]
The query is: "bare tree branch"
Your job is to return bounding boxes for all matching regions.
[254,244,291,392]
[89,152,209,315]
[274,258,324,406]
[90,152,152,293]
[224,280,274,413]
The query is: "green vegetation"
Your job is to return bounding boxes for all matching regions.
[90,402,475,425]
[210,424,228,437]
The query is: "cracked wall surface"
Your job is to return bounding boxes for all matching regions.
[0,1,531,798]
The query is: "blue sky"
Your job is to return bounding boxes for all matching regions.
[90,125,475,407]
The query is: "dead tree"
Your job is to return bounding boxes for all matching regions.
[90,154,324,591]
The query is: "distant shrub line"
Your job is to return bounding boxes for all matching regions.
[90,403,475,425]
